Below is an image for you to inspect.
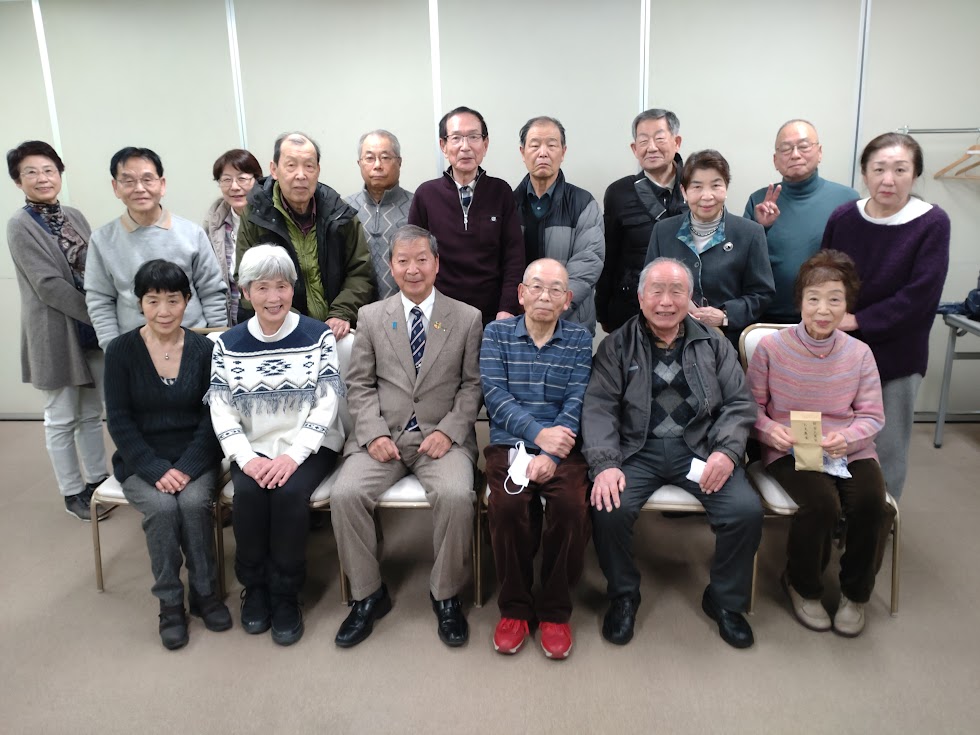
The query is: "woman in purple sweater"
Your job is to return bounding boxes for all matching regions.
[748,251,896,637]
[821,133,950,502]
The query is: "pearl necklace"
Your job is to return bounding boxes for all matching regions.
[690,215,722,238]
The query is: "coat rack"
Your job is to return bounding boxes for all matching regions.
[896,127,980,181]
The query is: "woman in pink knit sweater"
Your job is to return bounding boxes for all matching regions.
[747,250,896,637]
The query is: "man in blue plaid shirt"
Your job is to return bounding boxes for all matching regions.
[480,258,593,660]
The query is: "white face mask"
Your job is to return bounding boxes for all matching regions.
[504,442,533,495]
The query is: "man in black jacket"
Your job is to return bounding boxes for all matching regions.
[237,132,373,339]
[596,109,688,333]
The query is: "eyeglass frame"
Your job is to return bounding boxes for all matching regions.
[359,153,400,165]
[19,166,61,181]
[217,173,256,188]
[115,175,163,190]
[521,282,568,300]
[442,133,487,147]
[775,140,819,156]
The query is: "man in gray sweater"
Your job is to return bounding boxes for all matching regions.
[85,147,227,349]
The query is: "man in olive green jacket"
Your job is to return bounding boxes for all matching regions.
[237,131,374,338]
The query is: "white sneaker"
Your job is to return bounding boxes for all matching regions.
[782,572,831,631]
[833,595,866,637]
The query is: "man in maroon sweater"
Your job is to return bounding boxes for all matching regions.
[408,106,525,325]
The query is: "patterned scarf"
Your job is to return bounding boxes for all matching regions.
[26,200,88,289]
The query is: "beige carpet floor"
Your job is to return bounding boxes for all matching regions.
[1,421,977,735]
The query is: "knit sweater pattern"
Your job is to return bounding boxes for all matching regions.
[746,323,885,468]
[820,202,950,382]
[206,314,345,468]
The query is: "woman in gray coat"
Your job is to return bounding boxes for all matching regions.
[6,140,109,521]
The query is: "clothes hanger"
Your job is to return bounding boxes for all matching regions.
[934,144,980,180]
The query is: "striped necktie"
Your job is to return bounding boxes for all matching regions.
[405,306,425,431]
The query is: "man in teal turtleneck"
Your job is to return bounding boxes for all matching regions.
[744,119,858,323]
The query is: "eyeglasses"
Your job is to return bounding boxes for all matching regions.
[218,174,255,188]
[19,167,60,181]
[522,283,567,300]
[444,133,486,147]
[634,134,672,147]
[116,175,161,190]
[776,141,818,155]
[359,154,399,165]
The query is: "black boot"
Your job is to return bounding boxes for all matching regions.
[271,594,304,646]
[159,604,189,650]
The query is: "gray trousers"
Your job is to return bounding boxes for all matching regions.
[331,432,475,601]
[878,374,922,502]
[121,469,218,608]
[592,436,763,612]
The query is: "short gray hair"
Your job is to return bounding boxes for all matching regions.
[519,116,566,147]
[523,258,568,285]
[775,118,819,145]
[238,244,298,291]
[632,108,680,139]
[389,224,438,260]
[273,131,321,163]
[638,257,694,297]
[357,129,402,159]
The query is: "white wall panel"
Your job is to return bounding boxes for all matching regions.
[439,0,638,203]
[1,0,55,415]
[234,0,434,201]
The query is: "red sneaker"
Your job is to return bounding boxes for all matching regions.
[540,622,572,659]
[493,617,530,654]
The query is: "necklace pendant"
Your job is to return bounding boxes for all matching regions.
[164,353,170,360]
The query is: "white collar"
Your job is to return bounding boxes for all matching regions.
[247,311,299,342]
[400,290,436,325]
[858,197,932,225]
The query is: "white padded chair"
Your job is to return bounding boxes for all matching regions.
[739,323,901,615]
[479,482,757,614]
[91,467,228,598]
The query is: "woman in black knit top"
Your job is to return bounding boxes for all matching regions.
[104,260,230,650]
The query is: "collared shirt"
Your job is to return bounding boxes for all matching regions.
[650,320,685,351]
[399,289,436,331]
[120,207,172,233]
[480,315,593,464]
[281,191,317,235]
[525,178,557,220]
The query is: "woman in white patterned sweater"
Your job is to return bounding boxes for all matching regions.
[207,244,345,646]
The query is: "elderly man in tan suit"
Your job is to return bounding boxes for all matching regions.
[331,224,483,649]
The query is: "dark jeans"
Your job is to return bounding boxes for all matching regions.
[767,455,896,603]
[484,445,591,623]
[231,449,336,597]
[592,436,762,612]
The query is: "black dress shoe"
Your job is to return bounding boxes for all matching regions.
[335,584,393,648]
[159,604,189,651]
[271,595,304,646]
[430,593,468,647]
[602,595,640,645]
[240,586,271,635]
[701,586,754,649]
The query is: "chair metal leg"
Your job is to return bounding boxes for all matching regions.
[473,501,482,608]
[213,503,226,600]
[934,324,958,448]
[890,502,901,616]
[92,496,105,592]
[748,551,758,615]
